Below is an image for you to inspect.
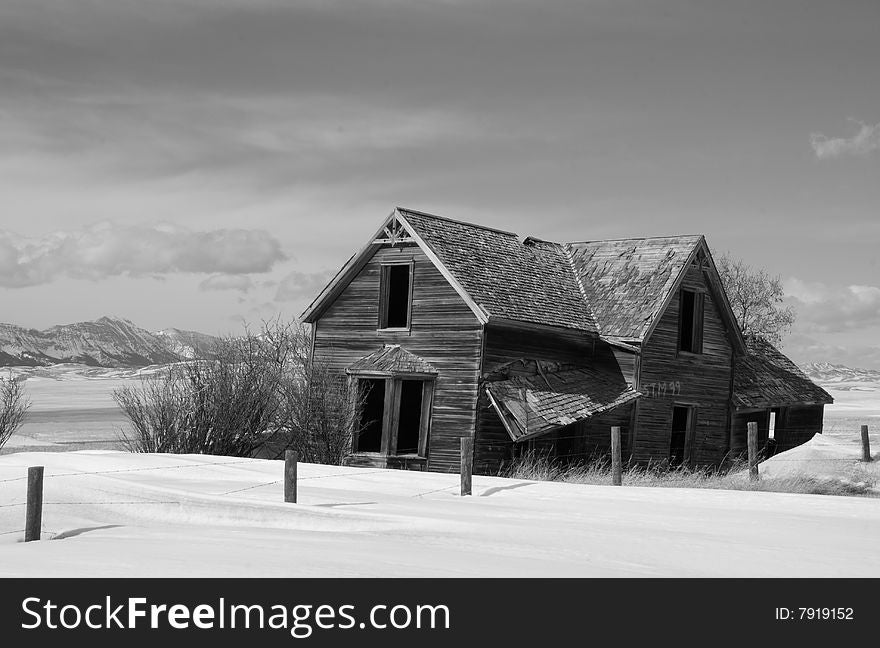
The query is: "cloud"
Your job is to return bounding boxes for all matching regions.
[785,278,880,333]
[198,274,255,292]
[0,222,286,287]
[783,333,880,371]
[274,270,334,303]
[810,120,880,159]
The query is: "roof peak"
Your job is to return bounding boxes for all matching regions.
[566,234,704,245]
[395,206,519,237]
[398,207,704,248]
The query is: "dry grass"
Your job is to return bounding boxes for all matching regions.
[500,451,877,497]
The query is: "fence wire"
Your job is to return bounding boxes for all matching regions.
[1,422,875,538]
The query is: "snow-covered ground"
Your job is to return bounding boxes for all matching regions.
[825,384,880,418]
[2,363,879,577]
[1,448,879,578]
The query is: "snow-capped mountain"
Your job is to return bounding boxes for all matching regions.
[800,362,880,386]
[154,328,220,360]
[0,316,219,368]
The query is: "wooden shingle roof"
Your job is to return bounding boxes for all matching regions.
[733,337,833,409]
[485,360,640,442]
[398,208,598,332]
[566,236,703,340]
[346,345,438,376]
[399,209,710,340]
[303,207,737,347]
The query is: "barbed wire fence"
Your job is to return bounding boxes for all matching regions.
[1,422,875,541]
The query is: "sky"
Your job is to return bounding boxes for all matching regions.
[0,0,878,368]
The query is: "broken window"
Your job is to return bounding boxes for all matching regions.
[353,376,432,456]
[379,263,412,329]
[678,289,704,353]
[669,405,694,466]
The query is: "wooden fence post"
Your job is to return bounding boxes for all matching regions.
[747,421,759,481]
[861,425,872,462]
[460,437,473,496]
[284,450,298,503]
[25,466,44,542]
[611,426,622,486]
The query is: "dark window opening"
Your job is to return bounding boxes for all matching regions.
[357,379,385,452]
[396,380,424,454]
[669,405,691,466]
[678,289,704,353]
[380,264,411,329]
[353,376,432,457]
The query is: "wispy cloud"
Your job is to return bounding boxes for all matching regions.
[785,278,880,333]
[198,274,255,292]
[0,223,286,288]
[810,120,880,160]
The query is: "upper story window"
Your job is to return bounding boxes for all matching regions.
[678,289,704,353]
[379,262,413,330]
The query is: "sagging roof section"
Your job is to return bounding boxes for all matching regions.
[346,345,438,376]
[733,336,833,409]
[484,360,640,442]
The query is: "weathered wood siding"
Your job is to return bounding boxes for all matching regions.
[474,323,630,472]
[777,405,825,452]
[611,347,638,385]
[731,404,824,459]
[635,264,735,466]
[730,409,771,460]
[312,242,482,472]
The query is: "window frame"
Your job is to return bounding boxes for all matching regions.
[350,374,434,458]
[677,288,705,355]
[377,260,415,332]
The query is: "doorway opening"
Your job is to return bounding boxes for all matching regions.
[669,405,694,466]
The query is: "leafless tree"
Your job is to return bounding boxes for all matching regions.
[715,252,795,346]
[0,374,30,451]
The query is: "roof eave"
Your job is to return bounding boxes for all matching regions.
[299,208,490,325]
[638,236,747,354]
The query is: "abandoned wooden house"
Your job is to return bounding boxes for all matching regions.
[300,207,832,473]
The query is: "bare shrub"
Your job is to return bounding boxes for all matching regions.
[115,318,364,463]
[0,374,31,450]
[256,319,365,464]
[116,333,282,456]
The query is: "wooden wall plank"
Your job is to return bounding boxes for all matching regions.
[312,243,482,473]
[635,263,735,466]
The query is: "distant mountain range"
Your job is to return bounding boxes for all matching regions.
[0,316,219,368]
[2,316,879,384]
[799,362,880,387]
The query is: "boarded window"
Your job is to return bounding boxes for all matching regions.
[678,289,704,353]
[379,264,412,329]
